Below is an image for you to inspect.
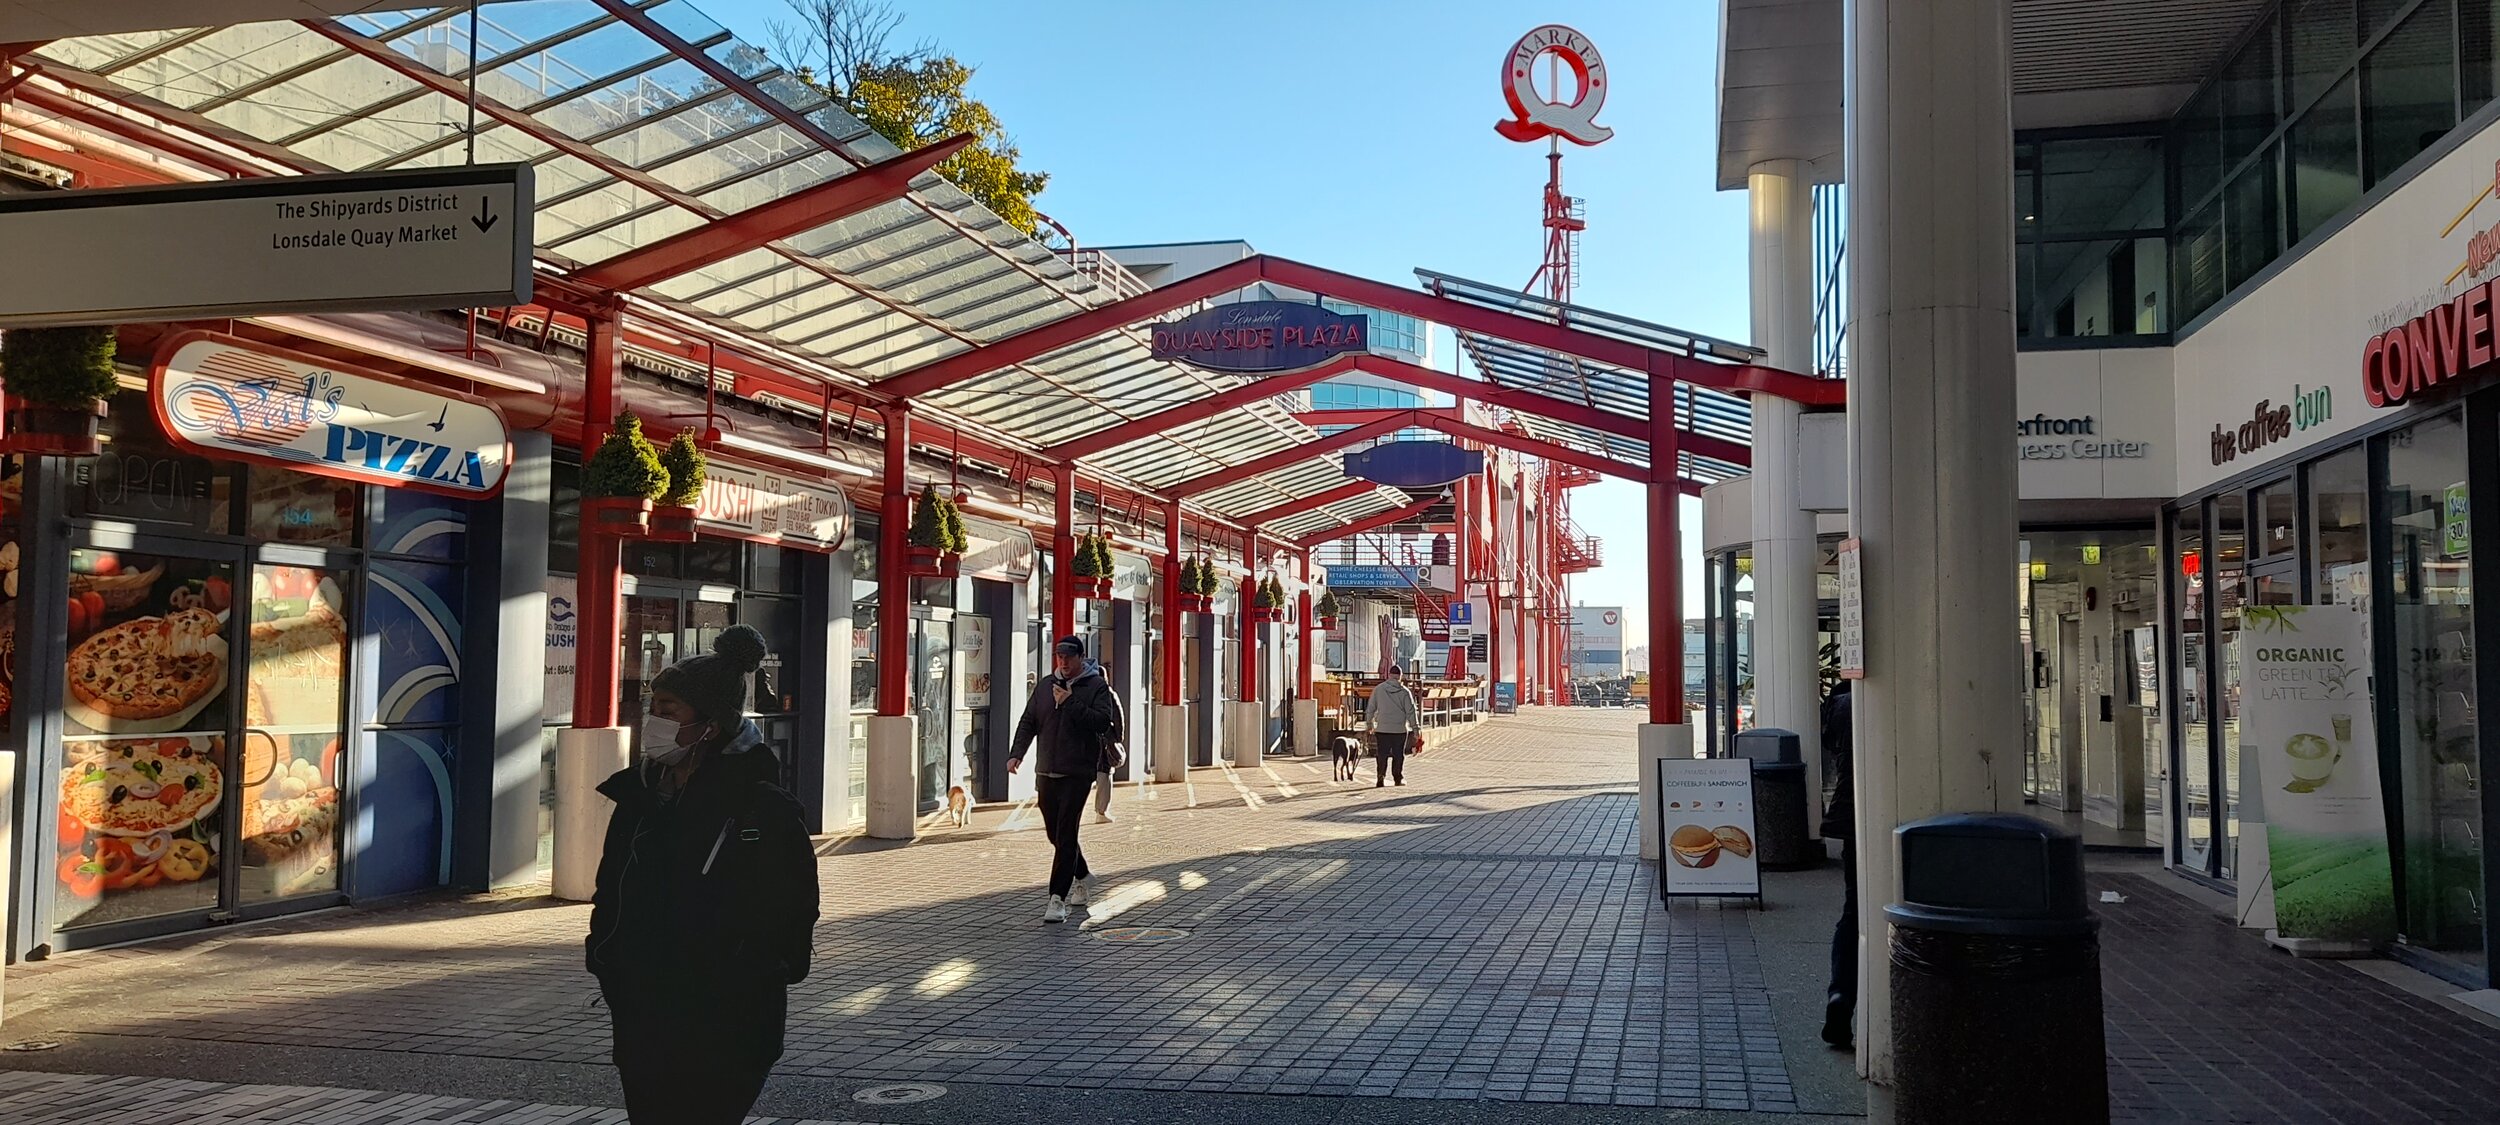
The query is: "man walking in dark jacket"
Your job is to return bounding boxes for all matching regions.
[1011,635,1123,923]
[1820,679,1857,1049]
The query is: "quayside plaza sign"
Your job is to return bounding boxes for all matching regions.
[1149,301,1368,373]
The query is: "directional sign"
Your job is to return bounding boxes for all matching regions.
[0,164,533,327]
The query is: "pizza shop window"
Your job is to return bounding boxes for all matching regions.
[70,389,234,537]
[244,466,359,547]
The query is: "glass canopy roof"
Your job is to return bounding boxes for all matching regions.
[29,0,1759,536]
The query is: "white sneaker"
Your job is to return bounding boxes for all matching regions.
[1044,896,1068,923]
[1069,875,1097,906]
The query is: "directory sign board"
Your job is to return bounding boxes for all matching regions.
[0,164,533,326]
[1836,538,1866,679]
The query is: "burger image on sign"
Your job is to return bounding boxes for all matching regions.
[1669,823,1756,868]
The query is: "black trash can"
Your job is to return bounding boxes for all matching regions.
[1731,729,1813,870]
[1885,813,2108,1125]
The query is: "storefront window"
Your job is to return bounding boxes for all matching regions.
[70,389,232,535]
[2216,493,2249,880]
[2363,0,2459,188]
[2311,446,2370,603]
[2175,503,2215,871]
[55,551,236,930]
[245,470,357,546]
[2289,72,2360,241]
[2383,412,2483,967]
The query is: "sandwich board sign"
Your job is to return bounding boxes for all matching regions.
[0,163,533,326]
[1657,758,1763,902]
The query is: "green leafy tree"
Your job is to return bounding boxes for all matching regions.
[585,411,669,501]
[657,432,708,507]
[769,0,1047,234]
[0,325,119,409]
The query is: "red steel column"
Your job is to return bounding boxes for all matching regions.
[1237,532,1261,703]
[1052,463,1077,643]
[572,306,626,727]
[1649,389,1685,724]
[1295,550,1315,697]
[1161,499,1184,706]
[878,403,912,717]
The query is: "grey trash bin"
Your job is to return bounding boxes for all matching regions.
[1731,729,1813,870]
[1885,813,2108,1125]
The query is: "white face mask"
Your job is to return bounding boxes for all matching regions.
[642,716,695,765]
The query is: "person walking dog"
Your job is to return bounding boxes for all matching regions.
[587,625,820,1124]
[1367,664,1423,787]
[1010,635,1124,922]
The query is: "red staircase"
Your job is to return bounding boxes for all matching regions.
[1556,524,1602,574]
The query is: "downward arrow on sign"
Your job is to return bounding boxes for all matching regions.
[471,196,499,234]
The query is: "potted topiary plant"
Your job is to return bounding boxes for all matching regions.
[648,430,708,543]
[905,484,965,578]
[1181,554,1217,613]
[1315,589,1342,630]
[581,410,669,536]
[1252,574,1287,623]
[1,325,120,457]
[1072,530,1113,600]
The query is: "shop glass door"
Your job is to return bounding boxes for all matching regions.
[2214,491,2249,880]
[620,584,736,754]
[2386,413,2483,969]
[2174,503,2215,874]
[237,553,352,912]
[48,540,355,939]
[915,617,955,809]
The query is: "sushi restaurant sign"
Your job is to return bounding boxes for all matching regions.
[2244,605,2396,947]
[151,333,509,497]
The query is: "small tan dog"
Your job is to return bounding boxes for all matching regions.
[945,785,970,827]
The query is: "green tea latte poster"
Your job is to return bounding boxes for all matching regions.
[2247,604,2396,944]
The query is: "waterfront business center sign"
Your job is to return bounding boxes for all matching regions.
[0,163,532,326]
[1150,301,1368,373]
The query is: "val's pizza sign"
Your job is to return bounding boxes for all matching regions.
[153,333,509,497]
[1149,300,1368,373]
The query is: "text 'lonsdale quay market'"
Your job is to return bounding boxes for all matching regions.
[1,2,2499,1125]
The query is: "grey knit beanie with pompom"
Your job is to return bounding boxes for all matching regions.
[652,623,769,727]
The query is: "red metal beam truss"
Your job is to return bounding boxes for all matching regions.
[877,254,1838,406]
[1169,412,1417,499]
[1040,350,1362,462]
[1233,480,1384,529]
[573,134,972,292]
[1291,495,1441,550]
[1411,413,1652,483]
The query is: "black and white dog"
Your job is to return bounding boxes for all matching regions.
[1330,735,1366,781]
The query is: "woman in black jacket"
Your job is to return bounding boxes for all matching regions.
[586,625,820,1124]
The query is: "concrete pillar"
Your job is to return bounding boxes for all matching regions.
[866,714,919,840]
[1846,0,2026,1092]
[1293,698,1320,759]
[1152,704,1190,782]
[1636,725,1694,860]
[459,430,552,890]
[552,727,628,901]
[1749,158,1826,827]
[1225,700,1263,768]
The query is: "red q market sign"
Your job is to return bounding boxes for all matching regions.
[1496,25,1614,146]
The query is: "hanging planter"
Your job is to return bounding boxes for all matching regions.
[1,326,120,458]
[1315,589,1342,631]
[1249,574,1288,624]
[904,484,967,578]
[1072,530,1114,599]
[581,409,670,538]
[1176,555,1217,613]
[645,431,708,543]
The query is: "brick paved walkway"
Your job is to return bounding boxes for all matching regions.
[2095,869,2500,1124]
[0,708,1804,1116]
[0,1070,877,1124]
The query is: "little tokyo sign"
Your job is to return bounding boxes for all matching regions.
[152,334,508,497]
[1149,302,1368,373]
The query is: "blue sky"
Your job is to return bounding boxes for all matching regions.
[705,0,1743,657]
